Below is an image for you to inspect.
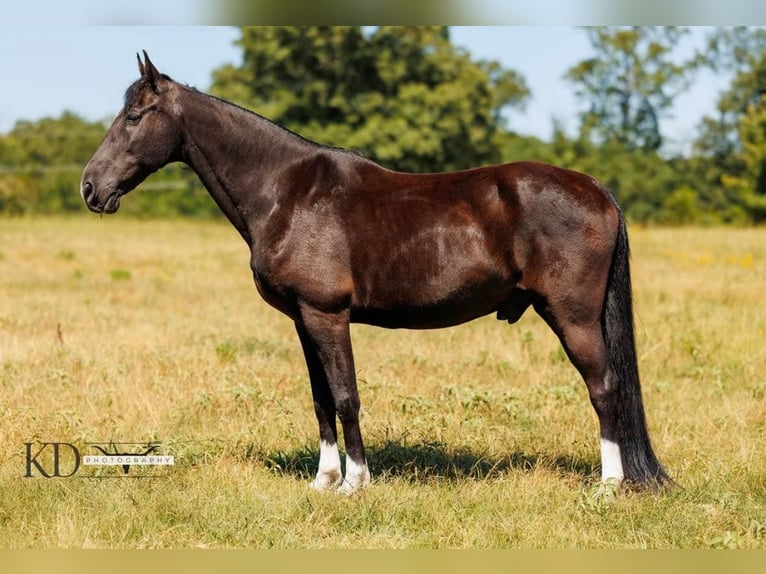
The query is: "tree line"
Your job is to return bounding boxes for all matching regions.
[2,26,765,224]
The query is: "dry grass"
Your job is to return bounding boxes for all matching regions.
[0,217,764,548]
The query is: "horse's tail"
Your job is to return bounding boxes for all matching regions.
[603,212,670,488]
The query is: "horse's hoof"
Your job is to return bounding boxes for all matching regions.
[594,478,622,501]
[310,472,342,491]
[336,480,361,496]
[336,475,371,496]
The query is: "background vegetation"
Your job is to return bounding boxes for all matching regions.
[0,218,764,548]
[2,26,766,224]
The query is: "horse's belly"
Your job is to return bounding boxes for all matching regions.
[350,275,513,329]
[347,218,518,328]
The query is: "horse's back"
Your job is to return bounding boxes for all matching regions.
[344,157,617,218]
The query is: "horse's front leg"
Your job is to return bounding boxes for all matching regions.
[296,304,370,494]
[295,321,342,490]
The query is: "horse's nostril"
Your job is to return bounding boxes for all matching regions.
[83,181,94,201]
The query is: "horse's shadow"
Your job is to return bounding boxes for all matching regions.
[251,439,598,484]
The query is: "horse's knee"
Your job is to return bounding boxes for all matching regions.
[334,394,360,424]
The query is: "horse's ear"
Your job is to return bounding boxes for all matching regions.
[137,52,146,77]
[141,50,162,91]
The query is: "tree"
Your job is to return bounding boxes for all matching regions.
[210,26,530,173]
[0,112,109,214]
[695,28,766,161]
[1,111,107,168]
[0,112,219,216]
[694,27,766,222]
[719,94,766,222]
[565,26,698,153]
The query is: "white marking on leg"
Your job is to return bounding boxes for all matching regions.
[600,438,624,482]
[338,456,370,495]
[311,440,342,490]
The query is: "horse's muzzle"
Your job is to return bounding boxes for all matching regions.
[81,180,121,214]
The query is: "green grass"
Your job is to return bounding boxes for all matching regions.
[0,217,764,548]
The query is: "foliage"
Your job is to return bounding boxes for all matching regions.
[210,26,529,173]
[4,26,766,225]
[720,94,766,222]
[0,112,106,214]
[694,28,766,223]
[697,26,766,159]
[565,26,700,153]
[0,112,219,217]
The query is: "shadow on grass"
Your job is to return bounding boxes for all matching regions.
[248,439,598,484]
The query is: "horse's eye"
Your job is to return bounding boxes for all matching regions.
[126,113,141,124]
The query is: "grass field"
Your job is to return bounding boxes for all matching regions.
[0,216,764,548]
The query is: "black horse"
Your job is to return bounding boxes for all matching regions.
[81,52,669,493]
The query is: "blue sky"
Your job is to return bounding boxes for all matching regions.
[0,26,730,154]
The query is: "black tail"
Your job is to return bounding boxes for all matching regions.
[603,214,670,488]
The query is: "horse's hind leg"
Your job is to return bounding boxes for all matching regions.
[535,302,623,483]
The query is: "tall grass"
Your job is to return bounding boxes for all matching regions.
[0,217,764,548]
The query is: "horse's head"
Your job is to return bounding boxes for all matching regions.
[81,51,183,214]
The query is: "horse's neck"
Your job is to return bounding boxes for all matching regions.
[178,89,312,243]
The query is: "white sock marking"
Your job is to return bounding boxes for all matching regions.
[311,440,342,490]
[339,456,370,495]
[600,438,624,482]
